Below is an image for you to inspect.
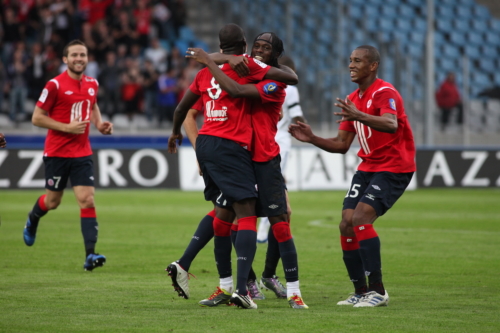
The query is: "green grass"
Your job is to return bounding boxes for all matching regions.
[1,189,499,333]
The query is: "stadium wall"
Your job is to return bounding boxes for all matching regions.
[2,136,499,189]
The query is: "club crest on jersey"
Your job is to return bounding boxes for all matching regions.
[39,88,48,103]
[263,82,278,94]
[88,88,95,96]
[389,98,396,110]
[367,99,372,108]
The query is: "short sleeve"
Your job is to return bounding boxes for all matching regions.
[189,71,203,95]
[373,89,399,116]
[339,120,356,132]
[246,57,271,81]
[36,80,58,111]
[191,97,203,112]
[255,80,286,104]
[286,86,304,118]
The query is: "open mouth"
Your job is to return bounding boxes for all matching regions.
[255,56,263,61]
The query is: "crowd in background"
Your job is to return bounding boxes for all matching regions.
[0,0,204,127]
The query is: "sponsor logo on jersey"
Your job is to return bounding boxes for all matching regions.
[253,58,268,68]
[263,82,278,94]
[84,77,94,82]
[65,91,73,95]
[371,184,381,190]
[88,88,95,96]
[205,100,228,122]
[39,89,48,103]
[367,99,372,108]
[389,98,396,110]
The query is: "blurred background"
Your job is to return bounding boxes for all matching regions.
[1,0,500,147]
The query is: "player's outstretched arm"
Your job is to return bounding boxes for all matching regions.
[169,90,200,154]
[208,52,250,77]
[265,65,298,85]
[32,106,89,134]
[92,103,113,135]
[289,122,355,154]
[183,108,200,149]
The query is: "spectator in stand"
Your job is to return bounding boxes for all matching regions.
[112,10,137,51]
[85,53,99,81]
[2,7,22,62]
[133,0,151,49]
[121,63,143,121]
[27,42,46,101]
[436,72,463,131]
[49,0,74,44]
[144,38,168,73]
[93,20,115,64]
[170,0,187,38]
[167,46,185,77]
[141,59,159,123]
[0,62,6,114]
[178,58,202,99]
[98,51,122,119]
[157,67,179,127]
[130,43,144,68]
[7,49,29,124]
[78,0,113,25]
[152,1,174,41]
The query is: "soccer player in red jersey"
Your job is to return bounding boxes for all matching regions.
[166,24,298,309]
[23,40,113,271]
[188,32,308,309]
[290,45,416,307]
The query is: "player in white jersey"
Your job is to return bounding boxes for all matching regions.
[257,56,305,243]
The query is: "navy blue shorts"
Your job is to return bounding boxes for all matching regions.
[196,135,257,207]
[253,155,287,218]
[43,155,94,191]
[343,171,414,216]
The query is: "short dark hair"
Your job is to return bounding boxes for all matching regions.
[355,45,380,64]
[253,32,284,67]
[63,40,87,57]
[219,24,246,53]
[278,55,295,72]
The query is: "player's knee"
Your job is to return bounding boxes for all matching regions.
[339,218,352,235]
[269,214,288,225]
[46,199,61,210]
[79,195,95,209]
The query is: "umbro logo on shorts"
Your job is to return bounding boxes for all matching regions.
[268,204,278,209]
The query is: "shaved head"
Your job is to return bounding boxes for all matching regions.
[355,45,380,65]
[219,23,246,51]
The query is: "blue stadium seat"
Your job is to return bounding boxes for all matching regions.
[409,31,425,44]
[194,40,209,51]
[472,72,492,89]
[452,18,470,33]
[463,45,481,59]
[179,26,195,42]
[436,6,454,19]
[489,19,500,33]
[481,45,498,58]
[479,59,495,73]
[348,5,363,19]
[449,31,466,46]
[455,6,470,18]
[405,43,423,58]
[471,20,488,33]
[381,6,397,18]
[442,44,459,59]
[412,18,427,32]
[397,4,415,18]
[175,40,189,53]
[437,58,456,72]
[378,18,394,32]
[473,4,491,20]
[457,0,474,6]
[404,0,423,7]
[395,18,412,32]
[436,19,452,32]
[466,31,484,46]
[485,32,500,45]
[363,17,378,31]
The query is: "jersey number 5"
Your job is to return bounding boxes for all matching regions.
[345,184,361,198]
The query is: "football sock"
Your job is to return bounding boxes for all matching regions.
[340,235,367,293]
[80,208,98,257]
[248,267,257,282]
[354,224,385,295]
[178,210,215,271]
[262,225,280,278]
[28,195,48,230]
[235,216,257,295]
[220,276,233,293]
[213,217,233,279]
[286,280,301,298]
[272,222,298,283]
[230,223,238,245]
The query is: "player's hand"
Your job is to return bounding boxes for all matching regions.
[168,133,183,154]
[228,56,249,77]
[185,48,210,65]
[288,121,314,143]
[66,120,90,134]
[334,96,362,122]
[98,121,113,135]
[0,133,6,148]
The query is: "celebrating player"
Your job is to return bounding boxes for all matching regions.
[23,40,113,271]
[289,45,416,307]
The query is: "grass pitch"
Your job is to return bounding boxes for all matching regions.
[1,188,499,332]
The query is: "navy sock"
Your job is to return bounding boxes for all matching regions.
[178,211,215,271]
[28,195,48,229]
[262,228,280,278]
[272,222,298,282]
[213,217,233,279]
[354,225,383,294]
[81,208,98,257]
[340,236,367,293]
[235,216,257,295]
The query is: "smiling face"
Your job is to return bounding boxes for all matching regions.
[63,44,88,76]
[251,33,273,65]
[349,48,378,84]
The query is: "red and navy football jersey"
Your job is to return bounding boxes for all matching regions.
[339,78,416,173]
[36,71,99,158]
